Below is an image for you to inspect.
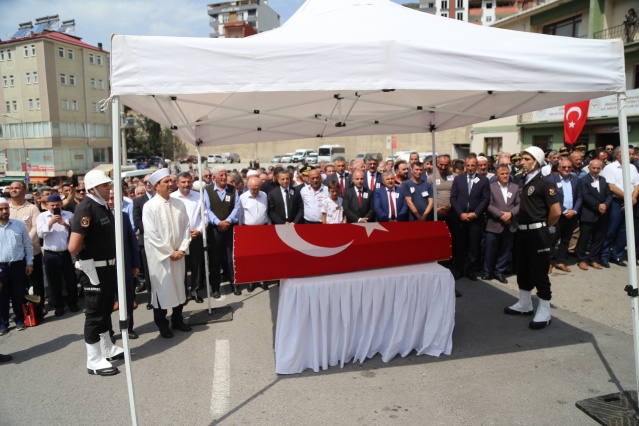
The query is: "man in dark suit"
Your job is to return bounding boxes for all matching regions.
[482,165,520,283]
[363,154,383,192]
[374,171,408,222]
[132,174,154,306]
[450,155,490,280]
[268,170,304,224]
[323,156,350,197]
[549,158,582,273]
[576,159,612,270]
[343,170,376,223]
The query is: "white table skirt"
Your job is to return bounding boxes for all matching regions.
[274,262,455,374]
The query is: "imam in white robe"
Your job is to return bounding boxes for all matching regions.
[142,195,191,309]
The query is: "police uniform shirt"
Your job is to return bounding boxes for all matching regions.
[70,195,115,261]
[517,172,558,225]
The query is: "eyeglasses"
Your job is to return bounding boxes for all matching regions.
[76,189,86,193]
[203,174,212,177]
[559,166,573,170]
[143,181,150,184]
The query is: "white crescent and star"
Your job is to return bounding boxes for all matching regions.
[275,223,388,257]
[565,106,583,129]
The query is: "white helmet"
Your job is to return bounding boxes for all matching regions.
[523,146,546,168]
[84,170,113,190]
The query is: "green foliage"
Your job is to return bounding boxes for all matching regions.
[125,113,187,160]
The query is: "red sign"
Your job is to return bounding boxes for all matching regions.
[564,100,590,145]
[233,222,452,283]
[392,135,397,149]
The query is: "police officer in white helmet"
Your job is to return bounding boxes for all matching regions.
[68,170,124,376]
[505,147,561,330]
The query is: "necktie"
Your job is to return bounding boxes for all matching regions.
[357,189,362,206]
[467,175,473,211]
[285,188,291,219]
[389,189,396,220]
[339,175,344,196]
[370,174,375,190]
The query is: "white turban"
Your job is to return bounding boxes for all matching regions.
[246,170,259,177]
[0,197,7,204]
[477,156,488,162]
[149,168,170,186]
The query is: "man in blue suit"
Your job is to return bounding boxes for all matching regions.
[576,159,612,270]
[363,154,383,192]
[549,158,582,273]
[450,155,490,280]
[374,171,408,222]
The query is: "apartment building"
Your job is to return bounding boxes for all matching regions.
[208,0,280,38]
[0,17,111,184]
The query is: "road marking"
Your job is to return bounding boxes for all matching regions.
[210,339,230,417]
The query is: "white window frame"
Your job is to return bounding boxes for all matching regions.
[0,50,4,61]
[25,72,31,84]
[12,101,18,112]
[97,55,103,65]
[71,100,78,111]
[6,49,12,60]
[67,49,74,60]
[9,75,14,86]
[60,73,66,85]
[5,102,10,113]
[33,71,38,84]
[62,99,69,110]
[69,75,76,86]
[90,78,96,89]
[89,53,95,64]
[441,0,448,9]
[1,76,6,88]
[457,12,463,20]
[58,47,65,58]
[35,98,40,110]
[92,102,98,113]
[441,12,448,17]
[28,99,34,110]
[31,44,36,56]
[98,79,105,89]
[23,45,29,57]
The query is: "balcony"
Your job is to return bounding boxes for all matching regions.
[593,22,638,44]
[495,6,517,16]
[469,8,482,16]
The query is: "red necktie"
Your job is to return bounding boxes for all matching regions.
[389,189,396,220]
[357,189,362,206]
[339,175,344,196]
[370,174,375,190]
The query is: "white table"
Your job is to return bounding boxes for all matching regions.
[274,262,455,374]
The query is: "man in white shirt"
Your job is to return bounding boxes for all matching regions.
[239,176,270,292]
[170,172,207,303]
[300,169,328,224]
[36,194,79,316]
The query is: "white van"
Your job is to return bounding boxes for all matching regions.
[291,149,314,163]
[317,145,346,163]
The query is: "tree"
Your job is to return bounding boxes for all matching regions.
[123,110,186,159]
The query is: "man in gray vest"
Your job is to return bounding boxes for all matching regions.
[203,166,241,298]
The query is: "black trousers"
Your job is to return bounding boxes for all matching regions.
[28,252,44,301]
[451,216,484,272]
[153,300,184,330]
[80,265,116,344]
[43,250,78,309]
[139,245,151,292]
[550,214,578,265]
[207,224,235,292]
[185,234,205,295]
[577,218,607,262]
[515,227,552,301]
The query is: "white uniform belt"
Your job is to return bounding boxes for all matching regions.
[518,222,546,230]
[94,258,116,267]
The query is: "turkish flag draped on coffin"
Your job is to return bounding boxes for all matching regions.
[233,222,452,283]
[564,100,590,145]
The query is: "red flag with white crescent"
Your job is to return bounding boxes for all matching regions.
[564,100,590,145]
[233,222,452,283]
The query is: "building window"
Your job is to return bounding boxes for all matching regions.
[543,15,582,38]
[9,75,14,86]
[67,49,74,60]
[441,12,448,17]
[28,99,34,110]
[25,72,31,84]
[33,71,38,84]
[428,2,435,7]
[92,102,98,113]
[457,0,464,8]
[31,44,36,56]
[90,78,96,89]
[484,137,502,156]
[533,135,553,152]
[486,16,492,22]
[93,147,109,163]
[4,102,9,113]
[486,2,493,8]
[1,76,6,87]
[35,98,40,110]
[62,99,69,110]
[71,100,78,111]
[12,101,18,112]
[6,49,12,60]
[0,50,4,61]
[98,79,105,89]
[58,47,65,58]
[89,53,94,64]
[457,12,463,20]
[60,73,66,84]
[69,75,76,85]
[97,55,103,65]
[441,0,448,9]
[23,45,29,57]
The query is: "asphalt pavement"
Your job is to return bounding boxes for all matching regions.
[1,258,637,425]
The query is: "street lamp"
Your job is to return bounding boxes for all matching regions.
[1,113,29,184]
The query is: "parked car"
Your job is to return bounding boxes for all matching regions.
[208,154,224,164]
[221,152,241,163]
[291,149,315,163]
[148,156,164,167]
[272,154,282,163]
[280,153,294,163]
[304,153,319,164]
[179,155,197,163]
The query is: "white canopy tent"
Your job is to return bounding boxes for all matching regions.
[107,0,634,424]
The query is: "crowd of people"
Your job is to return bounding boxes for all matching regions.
[1,142,638,368]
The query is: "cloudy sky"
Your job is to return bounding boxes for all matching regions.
[1,0,406,47]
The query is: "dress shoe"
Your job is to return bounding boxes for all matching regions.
[248,283,256,293]
[481,273,494,281]
[611,258,627,267]
[589,262,602,270]
[54,307,64,317]
[260,282,268,290]
[172,321,192,332]
[135,282,146,293]
[554,264,571,273]
[0,353,12,363]
[212,291,221,299]
[465,271,477,281]
[15,322,26,331]
[494,274,508,284]
[146,303,153,310]
[69,305,80,313]
[578,261,589,271]
[191,292,203,303]
[159,328,174,338]
[128,329,139,339]
[233,287,242,296]
[600,260,610,268]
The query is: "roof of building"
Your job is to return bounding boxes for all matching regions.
[0,30,108,53]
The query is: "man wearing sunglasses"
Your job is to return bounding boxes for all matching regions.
[63,183,86,214]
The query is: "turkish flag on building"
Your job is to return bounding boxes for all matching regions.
[233,222,452,283]
[564,100,590,145]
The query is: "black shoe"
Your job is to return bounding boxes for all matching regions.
[193,293,203,303]
[247,283,255,292]
[54,308,64,317]
[159,328,173,338]
[481,273,494,281]
[172,321,192,332]
[87,366,119,376]
[455,290,462,298]
[465,271,477,281]
[135,282,146,293]
[146,303,153,310]
[495,274,508,284]
[600,260,610,268]
[128,330,139,339]
[611,258,627,267]
[212,291,221,299]
[260,282,268,290]
[69,305,80,313]
[0,353,12,363]
[233,287,242,296]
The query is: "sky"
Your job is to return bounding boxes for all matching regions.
[1,0,406,47]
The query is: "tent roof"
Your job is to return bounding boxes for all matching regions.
[109,0,625,147]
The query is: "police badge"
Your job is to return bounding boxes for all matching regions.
[527,186,535,196]
[81,216,91,228]
[549,188,556,196]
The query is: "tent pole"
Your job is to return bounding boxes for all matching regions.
[111,97,139,426]
[430,112,438,221]
[196,142,213,313]
[617,92,639,395]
